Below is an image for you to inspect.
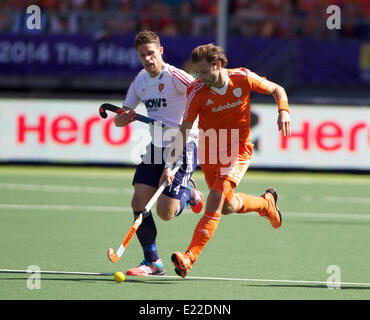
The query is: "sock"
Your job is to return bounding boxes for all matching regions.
[187,211,221,262]
[235,192,269,215]
[175,189,189,217]
[134,211,159,262]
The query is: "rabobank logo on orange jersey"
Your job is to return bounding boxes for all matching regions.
[212,99,242,112]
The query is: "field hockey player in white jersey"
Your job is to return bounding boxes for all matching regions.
[114,30,203,276]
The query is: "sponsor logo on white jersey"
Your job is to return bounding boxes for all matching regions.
[143,98,168,109]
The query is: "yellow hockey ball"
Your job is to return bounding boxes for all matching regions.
[113,272,125,283]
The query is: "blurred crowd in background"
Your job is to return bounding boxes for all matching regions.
[0,0,369,40]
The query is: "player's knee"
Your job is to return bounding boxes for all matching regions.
[156,200,176,221]
[222,181,234,200]
[159,214,173,221]
[208,189,224,204]
[131,194,146,212]
[131,196,139,211]
[157,210,175,221]
[221,200,234,214]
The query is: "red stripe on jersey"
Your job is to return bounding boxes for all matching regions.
[172,69,192,86]
[172,67,193,82]
[173,70,192,85]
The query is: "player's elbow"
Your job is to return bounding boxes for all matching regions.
[272,84,284,95]
[271,84,287,100]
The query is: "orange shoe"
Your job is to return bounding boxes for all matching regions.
[260,188,282,229]
[171,251,194,278]
[186,178,203,214]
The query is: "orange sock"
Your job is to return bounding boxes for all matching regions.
[187,211,221,262]
[235,192,269,215]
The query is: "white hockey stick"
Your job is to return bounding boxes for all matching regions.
[107,160,183,263]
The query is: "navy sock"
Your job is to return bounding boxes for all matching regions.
[134,211,159,262]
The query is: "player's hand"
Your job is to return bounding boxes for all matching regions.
[114,108,136,127]
[159,167,175,187]
[277,110,291,136]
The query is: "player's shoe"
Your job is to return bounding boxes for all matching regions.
[126,258,165,276]
[260,187,282,229]
[186,178,204,214]
[171,250,194,278]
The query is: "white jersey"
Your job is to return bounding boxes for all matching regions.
[124,62,198,147]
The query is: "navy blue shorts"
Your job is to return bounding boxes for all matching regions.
[132,142,198,200]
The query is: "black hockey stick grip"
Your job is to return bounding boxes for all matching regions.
[99,103,165,126]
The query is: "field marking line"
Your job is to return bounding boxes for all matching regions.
[245,176,370,186]
[1,268,369,287]
[0,204,369,219]
[233,211,370,220]
[1,170,370,185]
[0,182,132,195]
[280,194,370,204]
[0,203,131,212]
[0,269,113,276]
[324,196,370,204]
[2,182,370,207]
[0,170,135,179]
[280,212,370,220]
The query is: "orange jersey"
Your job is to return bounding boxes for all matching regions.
[185,67,272,144]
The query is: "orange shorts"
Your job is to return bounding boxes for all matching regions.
[200,141,253,201]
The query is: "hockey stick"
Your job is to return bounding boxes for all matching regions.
[107,160,183,263]
[99,103,166,127]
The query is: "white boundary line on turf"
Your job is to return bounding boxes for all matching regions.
[284,212,370,220]
[0,204,131,212]
[1,269,369,287]
[0,182,132,195]
[168,275,370,287]
[0,269,113,276]
[1,204,370,220]
[1,170,370,185]
[324,195,370,204]
[3,183,370,206]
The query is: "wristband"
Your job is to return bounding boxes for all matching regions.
[164,162,173,169]
[277,100,290,113]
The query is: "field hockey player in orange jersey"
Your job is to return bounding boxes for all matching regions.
[159,43,292,278]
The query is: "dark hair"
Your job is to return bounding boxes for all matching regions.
[135,30,161,49]
[190,43,228,67]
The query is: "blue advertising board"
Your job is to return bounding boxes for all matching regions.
[0,33,368,85]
